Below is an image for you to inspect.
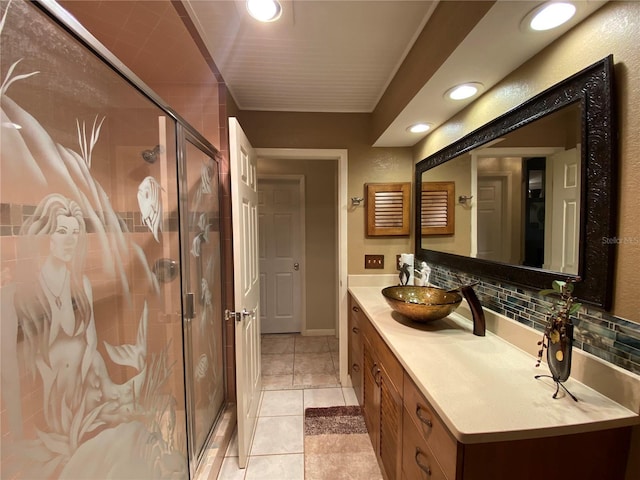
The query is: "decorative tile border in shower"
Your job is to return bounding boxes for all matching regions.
[0,202,212,235]
[429,263,640,376]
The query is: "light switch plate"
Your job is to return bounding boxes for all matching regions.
[365,254,384,269]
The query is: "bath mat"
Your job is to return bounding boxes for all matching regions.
[304,406,383,480]
[304,405,368,435]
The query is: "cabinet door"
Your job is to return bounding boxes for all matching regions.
[362,337,380,448]
[358,306,404,480]
[379,367,403,480]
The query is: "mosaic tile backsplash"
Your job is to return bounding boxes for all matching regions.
[429,263,640,376]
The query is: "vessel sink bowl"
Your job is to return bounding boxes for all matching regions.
[381,286,463,322]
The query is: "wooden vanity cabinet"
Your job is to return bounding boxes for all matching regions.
[360,305,404,480]
[347,293,634,480]
[348,298,364,404]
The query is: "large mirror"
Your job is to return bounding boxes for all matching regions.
[415,56,615,310]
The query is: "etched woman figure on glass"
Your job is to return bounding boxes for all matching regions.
[15,194,98,434]
[1,194,150,474]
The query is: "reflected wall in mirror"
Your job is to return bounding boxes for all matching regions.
[422,104,580,274]
[415,56,615,309]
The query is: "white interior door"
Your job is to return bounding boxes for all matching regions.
[477,176,506,262]
[229,118,261,468]
[545,147,581,274]
[258,177,304,334]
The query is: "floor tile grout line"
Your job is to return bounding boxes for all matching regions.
[218,385,360,480]
[217,335,345,479]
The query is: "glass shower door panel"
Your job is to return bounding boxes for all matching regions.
[182,139,225,461]
[0,2,188,479]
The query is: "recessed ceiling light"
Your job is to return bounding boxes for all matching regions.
[526,2,576,31]
[407,123,431,134]
[446,82,483,101]
[246,0,282,22]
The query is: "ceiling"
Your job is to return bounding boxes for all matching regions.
[184,0,437,113]
[58,1,607,148]
[183,0,606,147]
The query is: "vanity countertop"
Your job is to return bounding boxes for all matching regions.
[348,285,640,444]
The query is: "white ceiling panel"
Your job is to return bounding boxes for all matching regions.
[183,0,608,145]
[184,0,437,112]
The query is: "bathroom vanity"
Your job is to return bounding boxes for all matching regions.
[348,285,639,480]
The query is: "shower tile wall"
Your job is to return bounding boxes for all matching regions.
[429,264,640,375]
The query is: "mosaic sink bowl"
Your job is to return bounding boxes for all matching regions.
[381,286,463,322]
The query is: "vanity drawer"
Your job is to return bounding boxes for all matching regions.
[403,372,458,480]
[402,410,448,480]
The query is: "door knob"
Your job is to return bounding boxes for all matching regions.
[225,308,256,322]
[293,262,300,271]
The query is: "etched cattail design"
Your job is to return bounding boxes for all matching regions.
[195,353,209,381]
[201,161,213,194]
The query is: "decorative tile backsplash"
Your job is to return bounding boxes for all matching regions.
[430,264,640,376]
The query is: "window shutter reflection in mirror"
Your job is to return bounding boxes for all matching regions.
[366,183,410,236]
[422,182,455,235]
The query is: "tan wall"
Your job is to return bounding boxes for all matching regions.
[236,111,414,277]
[257,159,337,331]
[413,1,640,323]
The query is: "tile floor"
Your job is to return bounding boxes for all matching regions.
[261,334,340,390]
[215,334,358,480]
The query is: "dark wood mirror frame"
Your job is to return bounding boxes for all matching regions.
[415,55,616,310]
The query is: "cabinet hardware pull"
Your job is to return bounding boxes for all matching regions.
[415,448,432,476]
[352,326,360,333]
[352,363,360,372]
[352,306,360,312]
[416,405,433,428]
[370,363,378,377]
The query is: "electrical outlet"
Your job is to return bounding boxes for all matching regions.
[396,255,401,270]
[365,254,384,269]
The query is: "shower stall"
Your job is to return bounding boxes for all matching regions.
[0,1,229,478]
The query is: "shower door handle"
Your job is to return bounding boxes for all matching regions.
[184,292,195,320]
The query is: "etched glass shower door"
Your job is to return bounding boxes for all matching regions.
[179,131,226,468]
[0,2,189,478]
